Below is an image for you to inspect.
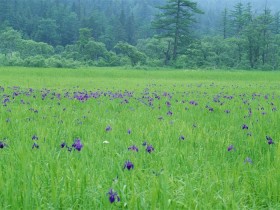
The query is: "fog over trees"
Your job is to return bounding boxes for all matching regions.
[0,0,280,69]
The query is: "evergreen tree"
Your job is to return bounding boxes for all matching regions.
[152,0,203,61]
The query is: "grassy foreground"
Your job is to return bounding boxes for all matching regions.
[0,67,280,209]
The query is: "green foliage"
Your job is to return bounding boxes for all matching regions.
[0,27,22,56]
[0,1,280,70]
[152,0,203,60]
[19,40,54,58]
[115,42,147,66]
[1,67,280,208]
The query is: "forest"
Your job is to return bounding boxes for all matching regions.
[0,0,280,70]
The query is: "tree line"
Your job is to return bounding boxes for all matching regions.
[0,0,280,70]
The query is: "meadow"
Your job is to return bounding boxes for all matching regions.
[0,67,280,209]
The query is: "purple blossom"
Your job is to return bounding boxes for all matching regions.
[128,145,138,152]
[72,139,83,151]
[127,129,131,134]
[166,101,171,107]
[124,160,134,170]
[32,143,39,149]
[0,141,6,149]
[146,145,154,153]
[266,136,274,145]
[106,125,112,132]
[32,135,38,140]
[167,110,173,116]
[189,100,198,106]
[227,145,234,151]
[224,110,230,114]
[142,141,147,146]
[242,124,248,129]
[208,107,214,112]
[61,142,66,148]
[179,135,185,140]
[108,189,120,203]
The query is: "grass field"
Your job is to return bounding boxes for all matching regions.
[0,67,280,209]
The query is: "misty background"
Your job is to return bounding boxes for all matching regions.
[0,0,280,69]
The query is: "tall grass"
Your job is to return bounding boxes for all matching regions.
[0,67,280,209]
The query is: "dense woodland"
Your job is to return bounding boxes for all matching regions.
[0,0,280,70]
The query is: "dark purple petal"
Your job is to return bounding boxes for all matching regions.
[227,145,234,151]
[146,145,154,153]
[72,139,83,151]
[128,145,138,152]
[107,189,120,203]
[242,124,248,129]
[32,143,39,149]
[124,160,134,170]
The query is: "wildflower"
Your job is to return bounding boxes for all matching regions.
[166,101,171,107]
[32,135,38,140]
[107,189,120,203]
[227,145,234,151]
[242,124,248,129]
[266,136,274,145]
[124,160,134,170]
[179,135,185,140]
[146,145,154,153]
[106,125,112,132]
[61,142,66,148]
[142,141,147,146]
[224,110,230,114]
[189,100,198,106]
[128,145,138,152]
[208,107,214,112]
[32,143,39,149]
[72,138,83,151]
[167,110,173,116]
[127,129,131,134]
[0,141,6,149]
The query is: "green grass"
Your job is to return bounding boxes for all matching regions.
[0,66,280,209]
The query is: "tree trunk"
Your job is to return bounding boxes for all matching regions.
[172,0,180,60]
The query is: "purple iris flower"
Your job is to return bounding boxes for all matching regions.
[61,142,66,148]
[128,145,138,152]
[266,136,274,145]
[227,145,234,151]
[166,101,171,107]
[0,141,6,149]
[127,129,131,134]
[142,141,147,146]
[72,139,83,151]
[32,143,39,149]
[32,135,39,140]
[179,135,185,140]
[167,110,173,116]
[107,189,120,203]
[106,125,112,132]
[189,100,198,106]
[124,160,134,170]
[208,107,214,112]
[242,124,248,129]
[146,145,154,153]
